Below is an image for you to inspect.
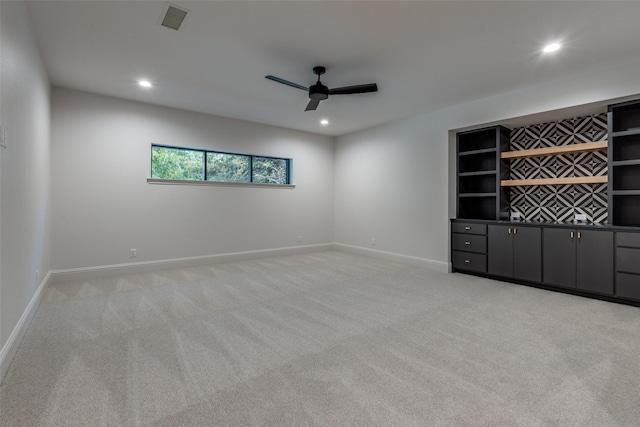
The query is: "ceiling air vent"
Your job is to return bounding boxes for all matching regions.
[161,4,189,31]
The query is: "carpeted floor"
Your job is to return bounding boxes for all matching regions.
[1,250,639,426]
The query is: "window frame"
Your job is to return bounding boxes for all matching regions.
[150,144,292,186]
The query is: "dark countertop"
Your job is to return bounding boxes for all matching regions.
[451,218,640,232]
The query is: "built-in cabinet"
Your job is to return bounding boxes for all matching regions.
[456,99,640,224]
[542,228,613,295]
[456,126,510,220]
[609,100,640,226]
[615,233,640,301]
[453,99,640,306]
[451,221,487,273]
[451,219,635,305]
[488,225,541,282]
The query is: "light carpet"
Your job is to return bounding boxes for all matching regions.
[1,251,639,426]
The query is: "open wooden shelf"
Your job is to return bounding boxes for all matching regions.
[500,141,607,160]
[501,176,608,187]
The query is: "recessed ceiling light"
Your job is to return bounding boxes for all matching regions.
[138,80,153,88]
[543,43,561,53]
[320,119,329,126]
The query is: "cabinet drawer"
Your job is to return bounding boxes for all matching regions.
[452,251,487,273]
[617,232,640,249]
[616,273,640,301]
[452,222,487,235]
[452,233,487,254]
[616,247,640,275]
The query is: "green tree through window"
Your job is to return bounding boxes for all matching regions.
[252,157,288,184]
[206,152,250,183]
[151,145,290,185]
[151,146,204,180]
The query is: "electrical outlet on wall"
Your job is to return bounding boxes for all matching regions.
[371,237,376,246]
[575,213,587,221]
[130,248,137,258]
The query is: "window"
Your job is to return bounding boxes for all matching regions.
[151,146,204,180]
[252,157,289,184]
[151,145,291,185]
[206,152,249,183]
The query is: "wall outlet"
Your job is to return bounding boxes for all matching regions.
[35,269,40,284]
[371,237,376,246]
[511,212,521,220]
[575,213,587,221]
[130,248,137,258]
[297,235,303,243]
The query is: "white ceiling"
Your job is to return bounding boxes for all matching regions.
[26,1,640,136]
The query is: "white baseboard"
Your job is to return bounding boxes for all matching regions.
[50,243,335,283]
[1,270,51,385]
[334,243,449,273]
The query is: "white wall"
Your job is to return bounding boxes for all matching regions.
[334,59,640,268]
[334,116,450,269]
[0,0,51,374]
[51,88,334,271]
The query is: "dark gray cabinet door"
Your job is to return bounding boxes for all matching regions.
[513,226,542,283]
[543,228,576,288]
[488,225,513,278]
[576,230,613,295]
[488,225,542,282]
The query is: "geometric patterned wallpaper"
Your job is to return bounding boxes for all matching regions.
[509,113,608,223]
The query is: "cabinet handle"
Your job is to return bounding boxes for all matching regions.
[570,231,574,239]
[464,226,471,230]
[508,228,512,234]
[464,259,471,263]
[464,241,471,245]
[577,232,581,240]
[513,228,518,234]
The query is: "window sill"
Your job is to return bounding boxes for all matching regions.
[147,178,295,189]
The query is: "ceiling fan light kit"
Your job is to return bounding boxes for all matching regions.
[266,66,378,111]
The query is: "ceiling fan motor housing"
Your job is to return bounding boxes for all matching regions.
[309,83,329,100]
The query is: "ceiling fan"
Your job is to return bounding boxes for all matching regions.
[266,66,378,112]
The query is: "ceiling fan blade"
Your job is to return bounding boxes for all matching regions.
[305,99,320,111]
[329,83,378,95]
[265,75,308,91]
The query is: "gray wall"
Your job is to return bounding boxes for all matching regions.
[51,88,335,270]
[334,59,640,268]
[0,1,51,360]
